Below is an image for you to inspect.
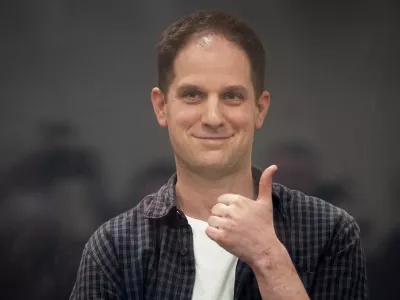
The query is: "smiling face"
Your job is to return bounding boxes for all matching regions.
[152,34,270,176]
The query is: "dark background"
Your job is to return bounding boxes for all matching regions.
[0,0,399,299]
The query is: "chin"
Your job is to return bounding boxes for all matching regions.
[197,151,226,163]
[193,155,233,171]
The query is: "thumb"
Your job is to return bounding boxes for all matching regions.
[257,165,278,202]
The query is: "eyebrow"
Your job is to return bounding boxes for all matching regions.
[176,84,201,93]
[222,85,248,94]
[177,84,248,94]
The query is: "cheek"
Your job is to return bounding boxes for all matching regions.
[227,107,257,131]
[168,105,200,129]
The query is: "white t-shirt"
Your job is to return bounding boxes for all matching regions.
[186,216,239,300]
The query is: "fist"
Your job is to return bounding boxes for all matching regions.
[205,165,280,266]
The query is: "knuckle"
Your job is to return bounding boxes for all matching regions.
[232,195,242,205]
[225,219,234,231]
[218,194,228,202]
[221,230,230,241]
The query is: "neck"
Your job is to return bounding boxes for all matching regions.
[175,162,255,222]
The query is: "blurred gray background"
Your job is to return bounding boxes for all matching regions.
[0,0,399,299]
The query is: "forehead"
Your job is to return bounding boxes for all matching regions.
[171,34,252,89]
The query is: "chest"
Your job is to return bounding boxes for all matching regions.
[122,222,317,300]
[188,216,239,300]
[121,224,260,300]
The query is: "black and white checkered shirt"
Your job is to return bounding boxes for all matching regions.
[70,166,368,299]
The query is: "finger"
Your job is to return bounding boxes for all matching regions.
[217,193,240,206]
[207,215,225,229]
[211,203,230,217]
[257,165,278,202]
[205,225,221,242]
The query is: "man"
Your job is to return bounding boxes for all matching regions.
[70,10,367,299]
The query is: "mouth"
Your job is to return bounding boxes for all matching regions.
[193,135,232,140]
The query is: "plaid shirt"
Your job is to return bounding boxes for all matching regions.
[70,166,368,299]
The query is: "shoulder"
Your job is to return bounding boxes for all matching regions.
[273,182,360,248]
[272,182,366,284]
[274,182,355,224]
[84,194,156,264]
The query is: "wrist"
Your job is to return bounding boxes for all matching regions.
[251,238,291,277]
[251,240,310,300]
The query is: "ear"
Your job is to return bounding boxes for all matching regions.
[151,87,168,128]
[255,90,270,129]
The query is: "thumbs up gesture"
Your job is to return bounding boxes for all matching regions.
[205,165,282,267]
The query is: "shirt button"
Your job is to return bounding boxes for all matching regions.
[180,247,187,256]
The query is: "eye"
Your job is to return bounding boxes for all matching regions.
[182,90,204,101]
[222,92,244,101]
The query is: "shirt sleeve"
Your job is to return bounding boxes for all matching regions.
[310,217,368,299]
[69,242,124,300]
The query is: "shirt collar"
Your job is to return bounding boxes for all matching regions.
[144,165,286,219]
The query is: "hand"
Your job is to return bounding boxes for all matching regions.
[205,165,281,267]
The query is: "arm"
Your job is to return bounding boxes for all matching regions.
[69,241,124,300]
[251,218,367,300]
[310,218,368,299]
[251,239,310,300]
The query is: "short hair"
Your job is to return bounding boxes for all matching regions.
[156,10,266,97]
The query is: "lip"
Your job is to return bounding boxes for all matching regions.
[193,135,232,140]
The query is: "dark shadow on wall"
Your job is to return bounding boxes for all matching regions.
[118,159,176,214]
[0,121,111,300]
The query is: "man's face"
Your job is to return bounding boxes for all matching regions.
[152,34,270,175]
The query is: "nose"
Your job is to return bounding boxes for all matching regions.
[202,96,224,129]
